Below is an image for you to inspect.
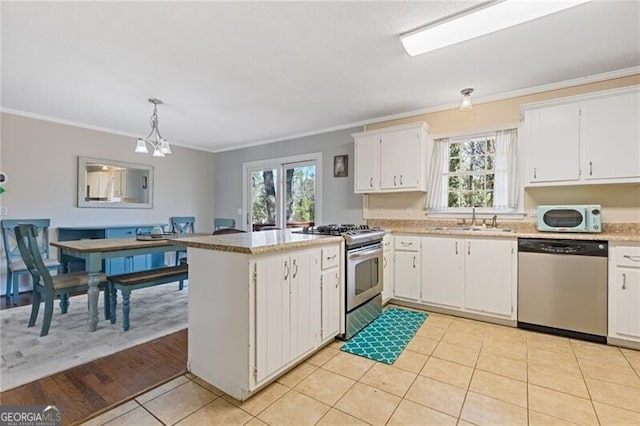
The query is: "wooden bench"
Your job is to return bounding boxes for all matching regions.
[108,264,189,331]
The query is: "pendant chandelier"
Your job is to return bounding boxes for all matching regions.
[135,98,172,157]
[459,88,474,111]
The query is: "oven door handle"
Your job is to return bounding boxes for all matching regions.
[348,247,382,260]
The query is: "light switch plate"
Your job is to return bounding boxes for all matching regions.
[0,206,7,216]
[237,208,242,216]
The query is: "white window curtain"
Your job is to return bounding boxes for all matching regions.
[426,138,449,210]
[493,129,520,210]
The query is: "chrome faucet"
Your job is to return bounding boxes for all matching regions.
[491,215,498,228]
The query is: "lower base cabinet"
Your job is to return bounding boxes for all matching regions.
[188,241,343,401]
[609,243,640,345]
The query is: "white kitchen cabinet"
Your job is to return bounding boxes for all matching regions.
[524,87,640,187]
[354,134,380,192]
[86,171,112,198]
[394,235,421,301]
[421,236,464,309]
[609,243,640,346]
[464,238,515,318]
[382,234,394,304]
[321,269,341,341]
[353,122,431,194]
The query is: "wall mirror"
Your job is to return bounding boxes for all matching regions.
[78,156,153,208]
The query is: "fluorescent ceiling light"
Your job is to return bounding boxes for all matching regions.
[400,0,592,56]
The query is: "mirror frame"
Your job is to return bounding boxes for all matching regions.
[77,156,154,209]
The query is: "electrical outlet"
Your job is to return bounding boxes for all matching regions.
[376,208,383,216]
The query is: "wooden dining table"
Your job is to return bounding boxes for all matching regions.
[51,237,187,332]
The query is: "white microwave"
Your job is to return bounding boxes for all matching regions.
[536,205,602,233]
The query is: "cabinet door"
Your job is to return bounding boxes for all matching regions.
[526,104,580,183]
[464,239,514,317]
[581,91,640,181]
[380,129,421,190]
[394,251,421,301]
[421,237,464,308]
[354,134,380,192]
[382,252,394,303]
[255,255,290,382]
[613,268,640,340]
[290,251,320,360]
[321,269,341,341]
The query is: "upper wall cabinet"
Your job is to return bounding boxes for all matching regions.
[523,87,640,187]
[352,122,432,193]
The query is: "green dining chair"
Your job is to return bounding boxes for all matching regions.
[170,216,194,290]
[1,219,60,304]
[14,224,111,337]
[213,218,236,231]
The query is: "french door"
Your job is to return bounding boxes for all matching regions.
[244,154,321,231]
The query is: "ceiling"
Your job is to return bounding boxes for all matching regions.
[2,1,639,152]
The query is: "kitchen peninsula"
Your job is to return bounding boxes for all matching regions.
[174,230,344,401]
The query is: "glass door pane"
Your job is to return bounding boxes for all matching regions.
[283,162,316,228]
[249,168,278,231]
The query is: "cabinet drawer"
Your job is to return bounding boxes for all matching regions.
[383,235,394,252]
[614,245,640,268]
[395,236,420,251]
[321,246,340,270]
[106,227,138,238]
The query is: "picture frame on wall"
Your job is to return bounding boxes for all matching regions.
[334,155,348,178]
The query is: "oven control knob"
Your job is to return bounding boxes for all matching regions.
[592,208,601,215]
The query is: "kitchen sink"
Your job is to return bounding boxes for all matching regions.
[428,226,514,233]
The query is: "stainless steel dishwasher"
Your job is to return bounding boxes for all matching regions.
[518,238,608,343]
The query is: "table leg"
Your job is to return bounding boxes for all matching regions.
[85,253,102,332]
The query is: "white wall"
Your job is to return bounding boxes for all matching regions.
[213,127,364,227]
[0,112,215,294]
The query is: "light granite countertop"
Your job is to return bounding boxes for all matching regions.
[368,220,640,242]
[172,230,343,254]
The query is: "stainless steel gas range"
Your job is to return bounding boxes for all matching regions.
[295,224,385,339]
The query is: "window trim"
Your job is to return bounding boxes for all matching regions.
[242,152,323,230]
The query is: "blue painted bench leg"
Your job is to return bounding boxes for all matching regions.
[109,285,118,324]
[122,289,131,331]
[59,293,70,314]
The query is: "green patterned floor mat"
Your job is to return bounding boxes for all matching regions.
[340,307,428,364]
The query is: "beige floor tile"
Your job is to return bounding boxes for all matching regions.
[527,337,574,355]
[481,338,527,361]
[392,350,429,373]
[441,330,484,351]
[103,406,162,426]
[593,401,640,425]
[405,335,439,356]
[244,418,268,426]
[415,324,446,341]
[528,384,598,425]
[276,362,318,388]
[622,348,640,374]
[419,357,473,389]
[316,408,369,425]
[480,324,526,344]
[448,318,484,334]
[527,348,581,375]
[360,363,417,397]
[528,410,579,425]
[468,370,527,408]
[142,381,217,425]
[135,375,191,404]
[457,420,477,426]
[423,315,453,329]
[176,398,253,426]
[527,363,589,399]
[306,346,340,366]
[387,399,457,426]
[329,340,345,349]
[460,392,527,426]
[257,389,330,426]
[185,373,196,380]
[223,382,289,416]
[295,368,355,405]
[585,377,640,413]
[476,351,527,382]
[571,340,630,367]
[191,376,225,396]
[432,341,480,367]
[81,400,139,426]
[578,357,640,388]
[335,382,401,426]
[405,376,466,417]
[322,351,375,380]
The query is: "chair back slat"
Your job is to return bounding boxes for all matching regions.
[14,224,54,291]
[170,216,195,234]
[2,219,52,264]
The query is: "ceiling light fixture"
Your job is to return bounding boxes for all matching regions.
[400,0,592,56]
[459,88,474,111]
[135,98,172,157]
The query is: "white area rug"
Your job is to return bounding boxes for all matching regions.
[0,283,188,392]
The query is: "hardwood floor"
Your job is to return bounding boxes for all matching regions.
[0,291,188,425]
